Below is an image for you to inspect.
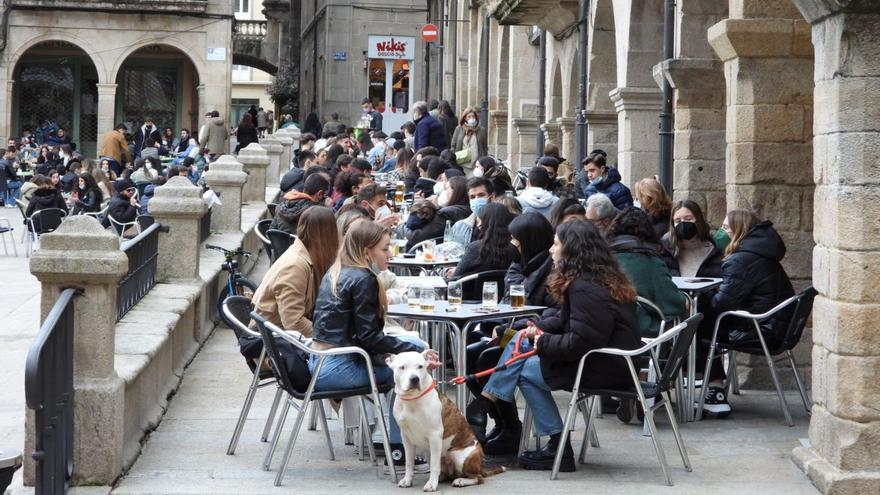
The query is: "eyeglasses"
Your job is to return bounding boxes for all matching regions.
[126,188,136,193]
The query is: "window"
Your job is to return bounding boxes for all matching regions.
[235,0,250,17]
[232,64,251,81]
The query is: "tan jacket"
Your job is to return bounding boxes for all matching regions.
[99,130,131,165]
[252,238,316,336]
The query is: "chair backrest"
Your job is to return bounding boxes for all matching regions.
[657,314,704,392]
[107,214,135,236]
[30,208,66,235]
[16,199,28,221]
[407,236,444,255]
[779,286,818,351]
[221,295,257,340]
[267,202,277,217]
[455,269,508,302]
[251,311,299,396]
[636,296,667,336]
[255,219,275,261]
[137,215,155,231]
[266,229,295,259]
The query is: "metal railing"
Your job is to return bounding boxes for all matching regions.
[233,20,267,39]
[199,208,212,244]
[25,288,78,494]
[117,223,163,321]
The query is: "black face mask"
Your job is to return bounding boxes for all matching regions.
[675,221,698,241]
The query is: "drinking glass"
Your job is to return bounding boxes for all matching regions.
[482,282,498,310]
[447,281,462,311]
[407,285,420,309]
[423,240,435,261]
[420,286,436,312]
[510,284,525,308]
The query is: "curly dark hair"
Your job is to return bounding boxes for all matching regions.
[609,207,659,244]
[476,202,515,261]
[333,170,365,198]
[547,220,637,304]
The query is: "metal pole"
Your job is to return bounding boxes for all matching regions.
[425,0,432,100]
[450,0,458,109]
[574,0,589,168]
[311,0,318,112]
[536,29,546,161]
[658,0,675,193]
[479,12,489,129]
[439,0,446,100]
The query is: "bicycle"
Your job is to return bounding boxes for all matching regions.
[207,244,259,316]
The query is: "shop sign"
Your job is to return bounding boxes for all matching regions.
[367,35,415,60]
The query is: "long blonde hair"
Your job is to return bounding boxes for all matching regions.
[724,209,760,257]
[634,177,672,221]
[328,220,390,317]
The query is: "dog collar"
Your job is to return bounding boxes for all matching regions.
[399,380,436,401]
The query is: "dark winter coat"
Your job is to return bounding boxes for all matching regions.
[413,113,448,152]
[583,166,633,210]
[280,168,305,193]
[711,221,795,341]
[271,192,322,234]
[235,125,259,152]
[452,240,519,279]
[413,177,436,199]
[660,234,725,279]
[438,203,470,224]
[103,193,138,231]
[535,277,641,391]
[73,188,102,214]
[312,266,420,364]
[26,187,67,217]
[505,253,559,324]
[404,213,446,252]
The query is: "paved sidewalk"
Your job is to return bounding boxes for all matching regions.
[113,298,819,493]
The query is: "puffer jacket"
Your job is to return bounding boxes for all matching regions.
[271,191,321,234]
[516,187,559,219]
[25,187,68,217]
[139,184,156,215]
[311,266,421,364]
[583,166,633,210]
[712,221,795,340]
[404,213,446,252]
[535,277,641,391]
[660,233,724,279]
[438,203,470,224]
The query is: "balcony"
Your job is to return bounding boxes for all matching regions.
[11,0,209,14]
[232,19,277,75]
[488,0,580,37]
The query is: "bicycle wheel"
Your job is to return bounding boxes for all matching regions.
[217,276,259,322]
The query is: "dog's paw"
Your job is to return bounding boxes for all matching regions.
[422,480,438,492]
[398,477,413,488]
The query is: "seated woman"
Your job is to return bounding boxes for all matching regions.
[549,195,586,229]
[436,175,471,223]
[402,199,446,252]
[310,220,431,473]
[701,209,795,417]
[465,212,560,455]
[634,177,672,240]
[474,156,513,195]
[26,174,68,218]
[660,199,723,279]
[466,219,641,471]
[450,202,519,282]
[71,172,103,215]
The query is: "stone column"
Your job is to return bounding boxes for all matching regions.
[556,116,576,166]
[0,80,13,143]
[709,0,815,390]
[96,84,118,136]
[488,110,509,159]
[196,84,207,122]
[509,118,537,171]
[286,125,302,152]
[261,134,283,187]
[27,216,128,485]
[790,3,880,494]
[274,129,294,172]
[237,142,270,203]
[657,58,727,226]
[584,111,619,163]
[609,87,663,185]
[148,177,208,282]
[203,155,248,233]
[541,121,561,148]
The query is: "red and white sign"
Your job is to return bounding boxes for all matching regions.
[421,24,439,42]
[368,35,416,60]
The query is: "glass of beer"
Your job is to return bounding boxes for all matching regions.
[423,240,435,261]
[391,240,401,257]
[482,282,498,310]
[447,281,462,311]
[395,180,405,204]
[407,286,420,309]
[420,286,436,312]
[510,284,525,308]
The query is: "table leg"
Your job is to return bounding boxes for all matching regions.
[686,295,700,422]
[448,321,466,410]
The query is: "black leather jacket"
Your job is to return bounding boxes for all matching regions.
[312,266,420,362]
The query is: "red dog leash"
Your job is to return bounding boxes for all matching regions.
[447,329,542,386]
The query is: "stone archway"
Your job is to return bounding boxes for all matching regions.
[585,0,620,162]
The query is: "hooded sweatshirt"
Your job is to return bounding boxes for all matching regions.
[271,191,321,234]
[516,187,559,219]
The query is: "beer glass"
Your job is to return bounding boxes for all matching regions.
[447,281,462,311]
[407,285,420,309]
[482,282,498,310]
[420,286,436,311]
[510,284,525,308]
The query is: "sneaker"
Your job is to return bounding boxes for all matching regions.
[700,386,732,418]
[616,398,636,424]
[382,447,431,475]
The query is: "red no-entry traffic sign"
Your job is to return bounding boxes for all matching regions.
[422,24,439,43]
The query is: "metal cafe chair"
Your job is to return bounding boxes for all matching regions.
[266,229,295,260]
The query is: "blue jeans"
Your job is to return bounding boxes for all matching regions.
[308,333,424,444]
[483,331,563,437]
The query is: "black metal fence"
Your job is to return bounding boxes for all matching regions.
[117,223,161,321]
[25,288,77,494]
[199,208,212,244]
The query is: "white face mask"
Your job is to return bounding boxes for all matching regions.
[633,199,642,209]
[433,181,445,195]
[473,167,484,178]
[375,205,392,220]
[438,190,450,207]
[466,118,477,127]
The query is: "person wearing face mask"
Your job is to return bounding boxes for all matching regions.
[132,117,162,159]
[581,153,633,209]
[448,177,495,246]
[660,200,724,279]
[437,175,470,223]
[451,107,488,173]
[402,199,447,251]
[360,98,383,131]
[71,172,103,214]
[473,156,513,195]
[356,183,397,228]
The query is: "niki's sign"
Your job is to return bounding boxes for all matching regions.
[368,35,415,60]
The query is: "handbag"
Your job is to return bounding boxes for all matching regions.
[455,149,471,165]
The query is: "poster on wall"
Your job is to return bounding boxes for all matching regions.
[367,35,416,60]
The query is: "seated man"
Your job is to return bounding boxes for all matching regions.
[516,167,559,219]
[103,178,139,237]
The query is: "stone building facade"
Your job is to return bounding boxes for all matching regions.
[0,0,234,157]
[444,0,880,493]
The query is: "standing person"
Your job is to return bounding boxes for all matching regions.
[436,100,458,145]
[361,98,383,131]
[256,107,269,138]
[310,220,430,474]
[99,123,132,176]
[450,107,487,172]
[132,117,162,159]
[303,112,323,137]
[202,110,229,160]
[582,153,633,210]
[634,177,673,240]
[234,113,259,152]
[467,219,641,471]
[266,110,275,133]
[0,148,19,207]
[247,104,258,123]
[71,172,104,215]
[253,206,339,336]
[411,101,448,152]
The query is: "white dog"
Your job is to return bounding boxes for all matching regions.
[387,350,504,492]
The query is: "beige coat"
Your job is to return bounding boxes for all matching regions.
[252,238,317,336]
